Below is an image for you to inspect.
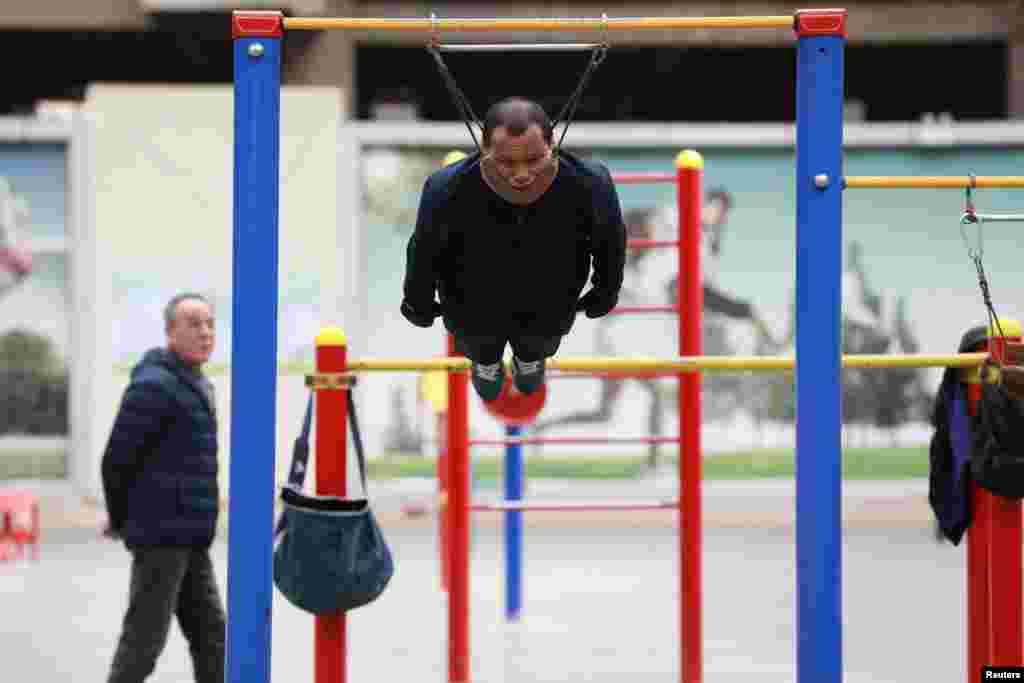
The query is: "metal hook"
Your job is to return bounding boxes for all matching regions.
[429,12,439,48]
[601,12,611,48]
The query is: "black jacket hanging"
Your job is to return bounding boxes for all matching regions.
[928,325,987,545]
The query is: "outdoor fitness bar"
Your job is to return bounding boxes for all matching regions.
[229,7,1014,683]
[280,15,796,32]
[845,176,1024,189]
[342,352,989,373]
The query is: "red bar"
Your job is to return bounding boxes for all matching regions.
[315,333,347,683]
[469,436,679,446]
[628,239,679,249]
[471,500,677,512]
[448,341,471,683]
[231,10,283,38]
[609,305,678,315]
[678,151,704,683]
[793,8,848,38]
[611,172,676,185]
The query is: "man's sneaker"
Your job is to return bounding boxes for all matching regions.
[471,361,504,402]
[511,356,545,395]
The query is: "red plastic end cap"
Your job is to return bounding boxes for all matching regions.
[232,10,283,39]
[481,376,547,427]
[794,8,848,38]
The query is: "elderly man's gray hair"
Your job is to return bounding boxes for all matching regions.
[164,292,213,331]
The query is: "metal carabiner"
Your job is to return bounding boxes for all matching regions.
[428,12,440,49]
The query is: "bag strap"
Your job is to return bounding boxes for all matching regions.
[347,389,369,492]
[282,389,370,493]
[275,395,314,537]
[274,388,370,537]
[285,394,315,489]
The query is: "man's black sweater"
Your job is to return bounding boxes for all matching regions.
[402,151,627,337]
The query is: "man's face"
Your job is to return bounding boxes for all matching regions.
[702,197,729,228]
[167,298,216,366]
[702,197,730,256]
[484,124,553,190]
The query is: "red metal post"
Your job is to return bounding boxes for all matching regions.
[440,335,455,592]
[314,327,348,683]
[966,321,1023,681]
[677,150,704,683]
[986,328,1023,668]
[448,336,471,682]
[968,465,992,682]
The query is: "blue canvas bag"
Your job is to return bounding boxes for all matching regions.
[273,389,394,614]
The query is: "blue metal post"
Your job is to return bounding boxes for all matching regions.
[794,9,847,683]
[505,424,524,622]
[228,11,282,683]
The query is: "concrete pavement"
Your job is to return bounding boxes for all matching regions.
[0,474,938,539]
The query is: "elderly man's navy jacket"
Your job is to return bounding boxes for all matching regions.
[101,348,219,548]
[402,150,627,338]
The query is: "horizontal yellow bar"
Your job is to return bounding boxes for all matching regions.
[349,358,470,371]
[845,176,1024,189]
[282,15,794,32]
[345,352,989,373]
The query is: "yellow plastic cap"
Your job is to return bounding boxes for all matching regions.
[315,326,347,347]
[442,150,468,167]
[988,318,1022,338]
[675,149,704,170]
[419,370,448,413]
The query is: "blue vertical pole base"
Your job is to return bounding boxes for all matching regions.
[505,425,524,623]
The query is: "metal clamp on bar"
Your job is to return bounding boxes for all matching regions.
[304,372,358,390]
[972,213,1024,223]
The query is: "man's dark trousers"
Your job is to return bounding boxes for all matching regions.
[455,333,562,364]
[107,546,225,683]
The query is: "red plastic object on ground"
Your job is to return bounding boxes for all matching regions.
[0,490,40,562]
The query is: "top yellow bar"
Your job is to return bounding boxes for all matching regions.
[845,176,1024,189]
[282,15,795,32]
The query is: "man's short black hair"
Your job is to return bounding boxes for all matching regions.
[482,98,553,148]
[706,187,733,211]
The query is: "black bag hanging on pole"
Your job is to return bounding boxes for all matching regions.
[273,389,394,615]
[970,371,1024,500]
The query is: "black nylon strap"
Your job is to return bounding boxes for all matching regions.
[553,45,608,151]
[275,388,371,537]
[427,44,483,153]
[426,42,609,153]
[346,389,369,492]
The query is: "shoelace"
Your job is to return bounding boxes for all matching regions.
[514,358,543,374]
[474,362,502,382]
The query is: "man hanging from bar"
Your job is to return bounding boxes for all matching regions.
[400,96,626,401]
[0,178,34,301]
